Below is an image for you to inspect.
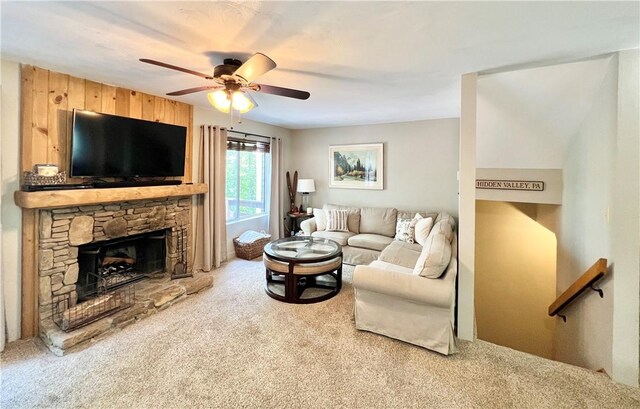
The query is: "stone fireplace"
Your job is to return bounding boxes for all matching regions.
[35,195,212,355]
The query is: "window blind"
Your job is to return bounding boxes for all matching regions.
[227,137,270,153]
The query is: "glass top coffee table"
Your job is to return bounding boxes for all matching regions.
[263,236,343,304]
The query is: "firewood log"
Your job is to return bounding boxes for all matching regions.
[102,256,135,265]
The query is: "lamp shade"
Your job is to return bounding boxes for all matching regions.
[297,179,316,193]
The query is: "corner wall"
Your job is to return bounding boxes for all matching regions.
[288,119,460,216]
[555,55,618,376]
[554,51,640,387]
[610,49,639,386]
[458,73,477,341]
[1,59,22,344]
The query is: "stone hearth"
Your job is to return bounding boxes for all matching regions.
[40,273,213,356]
[36,197,213,355]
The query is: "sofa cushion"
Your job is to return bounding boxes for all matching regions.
[343,246,380,266]
[378,240,423,269]
[397,210,439,221]
[311,230,355,246]
[313,208,327,231]
[359,207,397,237]
[413,222,453,278]
[369,260,414,275]
[434,212,456,231]
[324,204,361,233]
[326,209,349,232]
[414,217,434,246]
[348,234,394,252]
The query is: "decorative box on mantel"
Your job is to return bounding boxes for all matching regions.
[14,184,209,353]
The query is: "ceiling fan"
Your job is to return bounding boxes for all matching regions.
[140,53,310,114]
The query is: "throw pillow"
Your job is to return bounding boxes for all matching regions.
[325,209,349,232]
[414,217,434,246]
[313,208,327,231]
[394,213,423,243]
[413,222,453,278]
[408,213,423,241]
[323,204,361,233]
[395,218,412,242]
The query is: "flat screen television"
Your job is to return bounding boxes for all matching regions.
[70,109,187,178]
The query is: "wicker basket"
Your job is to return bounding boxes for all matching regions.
[23,170,66,186]
[233,235,272,260]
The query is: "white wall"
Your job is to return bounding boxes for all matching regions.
[1,59,22,344]
[458,73,477,341]
[191,106,292,263]
[610,49,639,386]
[288,119,459,216]
[555,55,618,377]
[0,61,4,351]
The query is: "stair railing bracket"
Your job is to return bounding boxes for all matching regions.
[589,283,604,298]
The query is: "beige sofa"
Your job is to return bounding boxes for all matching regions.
[301,204,458,355]
[300,204,440,265]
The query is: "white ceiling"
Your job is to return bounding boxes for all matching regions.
[1,1,638,129]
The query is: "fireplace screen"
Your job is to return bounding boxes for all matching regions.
[53,272,134,332]
[77,230,166,301]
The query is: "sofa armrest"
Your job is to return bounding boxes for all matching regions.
[353,265,454,308]
[300,218,317,236]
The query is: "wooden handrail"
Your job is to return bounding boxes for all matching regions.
[548,258,608,320]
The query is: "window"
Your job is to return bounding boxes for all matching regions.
[225,138,270,222]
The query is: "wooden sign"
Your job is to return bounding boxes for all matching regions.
[476,179,545,191]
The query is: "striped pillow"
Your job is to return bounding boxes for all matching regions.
[326,209,349,232]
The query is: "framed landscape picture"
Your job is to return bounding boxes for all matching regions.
[329,143,384,190]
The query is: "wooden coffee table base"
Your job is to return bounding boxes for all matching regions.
[264,255,343,304]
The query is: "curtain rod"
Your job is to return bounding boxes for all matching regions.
[226,129,276,141]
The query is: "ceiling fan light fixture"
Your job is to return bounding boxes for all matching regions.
[231,91,255,113]
[207,90,231,113]
[142,53,308,116]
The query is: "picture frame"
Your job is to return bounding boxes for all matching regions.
[329,143,384,190]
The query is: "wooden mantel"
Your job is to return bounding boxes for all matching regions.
[15,183,208,209]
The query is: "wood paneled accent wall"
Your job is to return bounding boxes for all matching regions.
[20,65,193,181]
[19,65,194,338]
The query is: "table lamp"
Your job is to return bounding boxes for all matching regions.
[297,179,316,213]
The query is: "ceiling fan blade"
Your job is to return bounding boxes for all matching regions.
[167,85,222,96]
[140,58,213,80]
[255,84,310,100]
[233,53,276,83]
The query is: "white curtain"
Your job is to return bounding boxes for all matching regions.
[198,125,228,271]
[268,137,284,239]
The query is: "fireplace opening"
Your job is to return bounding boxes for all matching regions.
[77,230,166,301]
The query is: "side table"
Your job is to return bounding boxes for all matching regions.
[286,212,314,236]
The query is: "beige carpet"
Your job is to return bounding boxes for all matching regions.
[2,259,639,409]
